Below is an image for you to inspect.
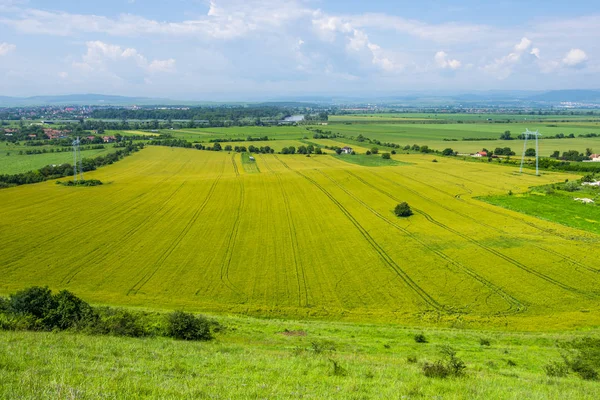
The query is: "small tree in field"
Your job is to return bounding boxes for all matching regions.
[394,202,413,217]
[381,153,391,160]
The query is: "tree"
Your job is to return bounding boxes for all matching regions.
[212,142,222,151]
[442,148,455,156]
[224,145,232,151]
[381,153,391,159]
[420,145,430,153]
[550,150,560,158]
[394,202,413,217]
[525,148,536,157]
[371,147,379,154]
[500,131,512,140]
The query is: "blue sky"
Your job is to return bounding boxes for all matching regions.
[0,0,598,99]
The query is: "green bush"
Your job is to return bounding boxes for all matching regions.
[93,308,146,337]
[414,333,428,343]
[544,361,569,377]
[395,203,413,218]
[166,311,213,341]
[381,153,391,160]
[422,346,466,378]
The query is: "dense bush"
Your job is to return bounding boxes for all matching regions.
[166,311,213,341]
[395,202,413,218]
[422,346,466,378]
[0,287,220,341]
[414,333,428,343]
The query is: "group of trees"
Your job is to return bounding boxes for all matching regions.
[0,286,218,341]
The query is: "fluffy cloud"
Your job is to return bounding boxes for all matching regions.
[0,42,15,55]
[73,41,175,75]
[562,48,587,67]
[434,51,461,70]
[483,37,540,79]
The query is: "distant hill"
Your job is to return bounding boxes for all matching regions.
[525,90,600,103]
[0,94,195,107]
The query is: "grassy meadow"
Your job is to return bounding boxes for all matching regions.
[0,143,119,175]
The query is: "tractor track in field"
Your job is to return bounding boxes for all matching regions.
[260,155,308,308]
[393,171,600,274]
[415,165,596,242]
[62,180,189,285]
[127,157,227,296]
[273,155,445,312]
[218,154,249,302]
[347,170,587,296]
[313,167,525,315]
[0,165,188,274]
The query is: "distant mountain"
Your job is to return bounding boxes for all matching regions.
[525,90,600,103]
[0,94,193,107]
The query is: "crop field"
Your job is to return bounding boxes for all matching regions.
[0,144,119,174]
[1,145,599,329]
[330,113,600,123]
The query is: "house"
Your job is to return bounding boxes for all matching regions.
[28,134,37,138]
[590,154,600,162]
[472,151,487,158]
[102,135,116,143]
[340,146,353,154]
[86,136,96,141]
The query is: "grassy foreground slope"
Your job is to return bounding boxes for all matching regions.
[1,316,600,399]
[0,147,599,328]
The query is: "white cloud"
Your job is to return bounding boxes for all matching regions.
[0,42,15,55]
[58,71,68,79]
[483,37,538,79]
[74,41,175,76]
[148,58,176,73]
[434,51,461,70]
[562,48,587,67]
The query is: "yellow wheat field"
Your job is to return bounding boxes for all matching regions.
[1,146,598,328]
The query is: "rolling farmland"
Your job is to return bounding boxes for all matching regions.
[1,146,598,328]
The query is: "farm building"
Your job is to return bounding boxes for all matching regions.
[102,136,116,143]
[590,154,600,162]
[340,146,353,154]
[472,151,487,158]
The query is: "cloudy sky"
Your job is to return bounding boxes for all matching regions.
[0,0,598,99]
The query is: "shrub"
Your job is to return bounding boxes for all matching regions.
[406,355,418,363]
[166,311,213,341]
[8,286,56,320]
[422,346,466,378]
[371,147,379,154]
[414,333,428,343]
[93,308,146,337]
[366,150,371,155]
[329,359,347,376]
[563,181,580,192]
[422,361,449,378]
[544,361,569,377]
[45,290,97,330]
[311,340,336,354]
[381,153,391,160]
[479,338,491,347]
[395,202,413,218]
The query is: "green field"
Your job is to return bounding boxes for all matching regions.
[1,146,599,329]
[1,314,599,399]
[483,188,600,235]
[0,143,119,174]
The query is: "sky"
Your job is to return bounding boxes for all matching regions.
[0,0,598,99]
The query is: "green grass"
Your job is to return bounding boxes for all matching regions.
[1,314,599,399]
[332,153,407,167]
[240,152,260,173]
[482,186,600,235]
[0,143,119,174]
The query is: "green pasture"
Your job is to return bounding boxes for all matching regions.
[1,314,599,399]
[0,143,119,175]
